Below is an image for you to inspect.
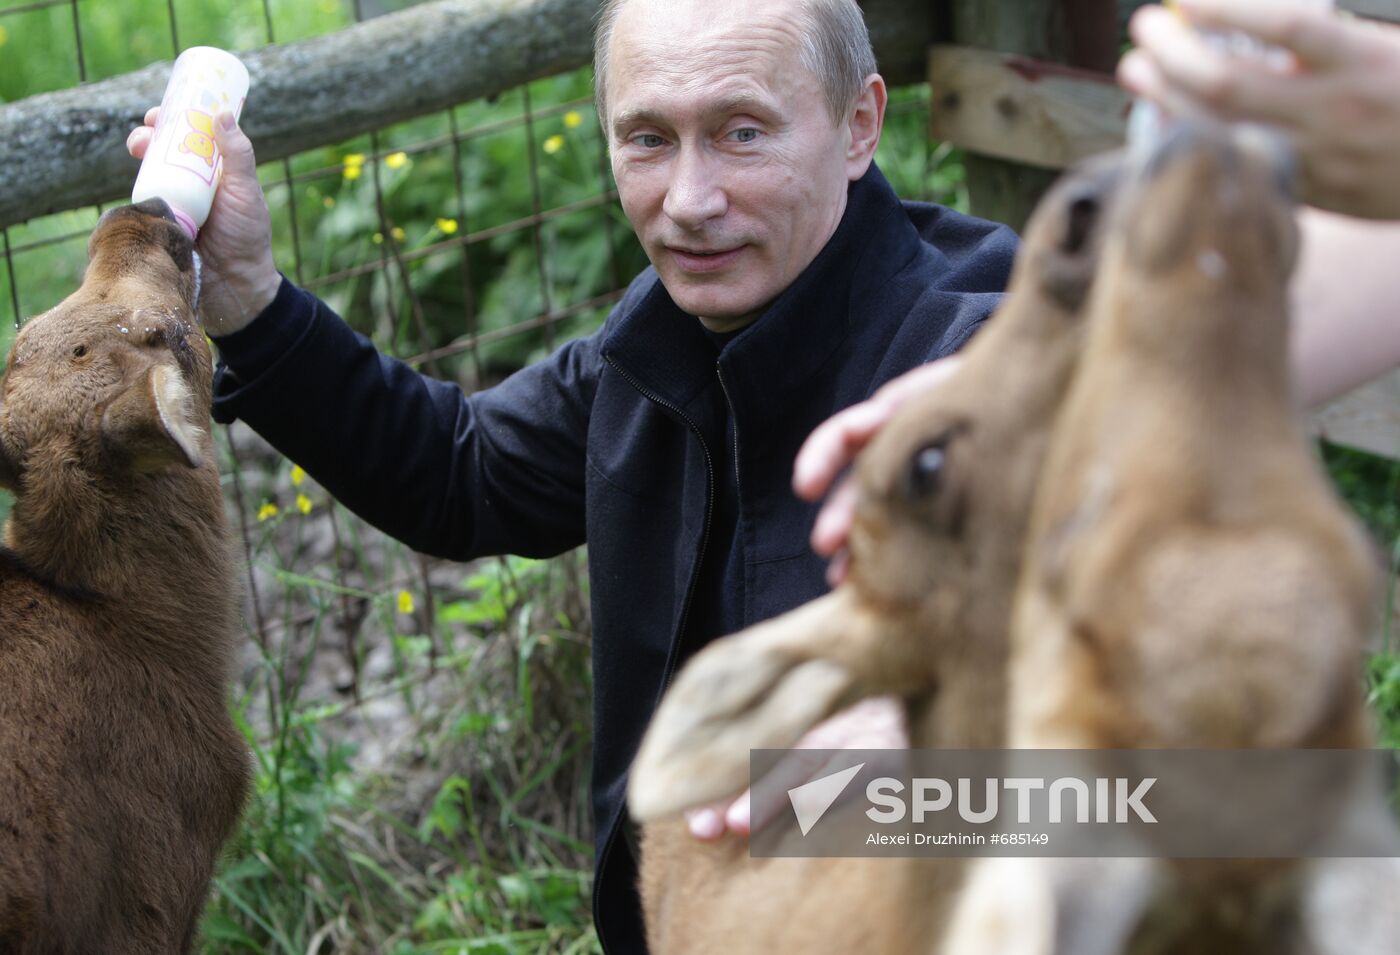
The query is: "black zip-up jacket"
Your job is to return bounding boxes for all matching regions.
[209,164,1017,952]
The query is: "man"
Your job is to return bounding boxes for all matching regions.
[128,0,1017,949]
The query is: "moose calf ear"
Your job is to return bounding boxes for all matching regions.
[101,365,204,471]
[0,439,19,492]
[0,396,20,492]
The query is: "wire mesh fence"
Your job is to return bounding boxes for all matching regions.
[0,1,963,949]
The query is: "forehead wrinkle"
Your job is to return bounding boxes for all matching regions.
[608,7,816,115]
[624,18,802,75]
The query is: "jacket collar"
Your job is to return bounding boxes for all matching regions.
[602,163,924,425]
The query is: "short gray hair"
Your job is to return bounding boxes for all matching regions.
[592,0,877,126]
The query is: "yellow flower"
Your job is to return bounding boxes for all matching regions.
[435,217,459,235]
[397,590,415,615]
[372,231,384,244]
[342,165,361,182]
[257,502,278,522]
[295,493,312,515]
[563,111,582,129]
[323,195,336,208]
[385,151,409,169]
[290,464,306,486]
[0,25,10,47]
[542,134,565,155]
[390,226,406,241]
[344,152,365,166]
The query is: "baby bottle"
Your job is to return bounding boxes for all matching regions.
[131,47,249,239]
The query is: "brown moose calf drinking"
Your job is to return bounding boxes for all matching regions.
[0,199,249,954]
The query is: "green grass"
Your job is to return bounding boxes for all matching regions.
[208,446,598,951]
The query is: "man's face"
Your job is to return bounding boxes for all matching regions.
[605,0,863,332]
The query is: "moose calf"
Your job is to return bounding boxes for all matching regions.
[945,122,1398,955]
[0,199,249,954]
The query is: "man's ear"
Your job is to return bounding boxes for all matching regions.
[101,364,204,471]
[845,72,888,180]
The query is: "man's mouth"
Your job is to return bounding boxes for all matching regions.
[667,245,745,273]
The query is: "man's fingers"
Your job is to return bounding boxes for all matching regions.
[746,748,842,835]
[724,791,752,835]
[685,800,731,841]
[212,111,259,183]
[794,358,964,502]
[876,354,962,404]
[126,125,154,160]
[747,697,908,834]
[793,400,892,501]
[750,702,901,828]
[825,547,850,588]
[810,477,857,557]
[144,105,160,127]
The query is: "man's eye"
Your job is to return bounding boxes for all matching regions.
[727,128,760,144]
[633,134,666,149]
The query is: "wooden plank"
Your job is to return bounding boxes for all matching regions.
[1310,370,1400,460]
[946,0,1078,233]
[928,44,1129,172]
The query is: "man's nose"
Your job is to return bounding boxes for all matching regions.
[662,147,728,231]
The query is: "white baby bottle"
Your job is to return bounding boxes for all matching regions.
[131,47,249,239]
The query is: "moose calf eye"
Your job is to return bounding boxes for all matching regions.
[907,443,946,498]
[1063,195,1099,255]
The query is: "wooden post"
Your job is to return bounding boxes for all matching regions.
[946,0,1118,232]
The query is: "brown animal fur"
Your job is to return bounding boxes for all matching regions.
[944,124,1395,955]
[0,199,249,954]
[627,154,1125,955]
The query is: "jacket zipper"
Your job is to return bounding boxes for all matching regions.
[595,353,715,954]
[716,363,742,502]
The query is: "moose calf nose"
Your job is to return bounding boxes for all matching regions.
[1233,123,1298,198]
[129,197,181,226]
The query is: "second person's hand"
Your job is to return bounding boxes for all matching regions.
[1118,0,1400,220]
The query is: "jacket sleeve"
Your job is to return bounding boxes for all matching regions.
[210,275,599,561]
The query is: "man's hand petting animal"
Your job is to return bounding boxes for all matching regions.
[683,695,907,840]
